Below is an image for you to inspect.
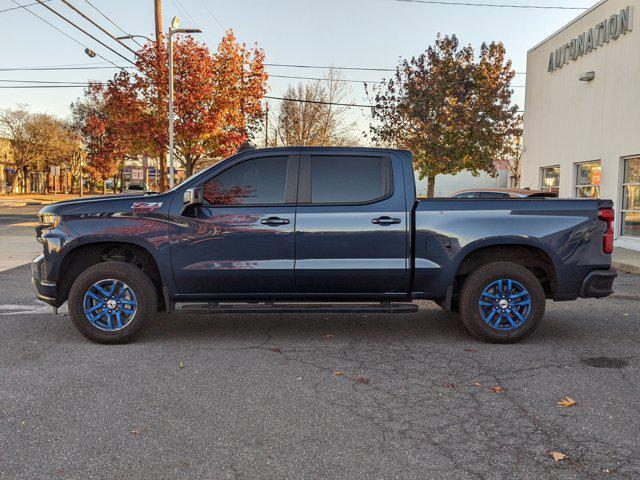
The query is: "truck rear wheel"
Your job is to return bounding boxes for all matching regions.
[68,262,158,344]
[459,261,545,343]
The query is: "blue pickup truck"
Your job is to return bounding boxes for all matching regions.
[32,147,616,344]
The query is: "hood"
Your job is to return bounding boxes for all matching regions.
[38,192,172,216]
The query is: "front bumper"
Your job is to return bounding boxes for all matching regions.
[579,268,617,298]
[31,253,59,307]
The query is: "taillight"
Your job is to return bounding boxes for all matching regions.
[598,208,614,254]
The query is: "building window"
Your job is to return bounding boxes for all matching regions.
[621,156,640,238]
[575,161,601,198]
[540,166,560,193]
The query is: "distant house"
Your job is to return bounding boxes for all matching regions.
[0,137,14,193]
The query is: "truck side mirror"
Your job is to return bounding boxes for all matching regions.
[182,187,203,208]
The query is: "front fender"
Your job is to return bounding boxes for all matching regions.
[41,213,176,297]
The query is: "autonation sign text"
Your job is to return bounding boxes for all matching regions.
[548,6,634,72]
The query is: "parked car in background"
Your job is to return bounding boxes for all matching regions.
[33,147,614,345]
[124,183,147,195]
[450,188,558,199]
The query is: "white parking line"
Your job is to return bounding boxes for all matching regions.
[0,304,67,316]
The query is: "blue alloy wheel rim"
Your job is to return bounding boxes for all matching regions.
[478,279,532,331]
[83,279,138,331]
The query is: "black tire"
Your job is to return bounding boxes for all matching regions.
[68,262,158,344]
[459,261,545,344]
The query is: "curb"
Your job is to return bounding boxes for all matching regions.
[613,261,640,276]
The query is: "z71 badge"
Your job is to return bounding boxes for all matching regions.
[131,201,163,213]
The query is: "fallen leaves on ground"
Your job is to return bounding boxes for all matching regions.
[354,376,369,384]
[333,370,343,376]
[472,382,482,388]
[557,397,576,407]
[490,386,504,393]
[442,383,456,389]
[270,346,282,353]
[550,451,566,462]
[178,361,185,369]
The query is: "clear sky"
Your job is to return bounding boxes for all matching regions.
[0,0,594,128]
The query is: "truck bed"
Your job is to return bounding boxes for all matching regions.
[412,197,613,301]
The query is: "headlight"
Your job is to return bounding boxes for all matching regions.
[39,213,61,228]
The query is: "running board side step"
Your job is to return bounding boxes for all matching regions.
[174,302,418,314]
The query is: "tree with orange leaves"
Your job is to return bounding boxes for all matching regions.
[78,30,268,188]
[70,86,129,194]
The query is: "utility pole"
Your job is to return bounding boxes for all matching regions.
[264,101,269,148]
[168,18,201,188]
[154,0,167,191]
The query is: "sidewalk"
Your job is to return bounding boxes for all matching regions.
[0,235,40,272]
[0,194,94,207]
[613,247,640,275]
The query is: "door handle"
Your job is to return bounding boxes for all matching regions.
[260,217,290,226]
[372,216,401,225]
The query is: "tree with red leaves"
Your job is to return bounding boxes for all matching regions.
[71,86,129,194]
[77,30,268,190]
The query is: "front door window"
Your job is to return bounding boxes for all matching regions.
[203,156,289,205]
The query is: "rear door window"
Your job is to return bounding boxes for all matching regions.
[309,156,391,204]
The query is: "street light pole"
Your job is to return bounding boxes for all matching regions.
[116,34,154,42]
[168,16,201,188]
[168,25,175,188]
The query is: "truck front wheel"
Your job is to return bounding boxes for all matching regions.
[68,262,158,344]
[459,261,545,343]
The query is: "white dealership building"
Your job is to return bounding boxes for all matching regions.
[521,0,640,251]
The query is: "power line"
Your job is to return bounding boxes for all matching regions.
[268,73,525,87]
[84,0,144,48]
[171,0,215,45]
[266,95,374,109]
[269,74,386,84]
[0,62,527,76]
[266,63,395,72]
[58,0,139,58]
[394,0,588,9]
[0,85,93,88]
[195,0,226,32]
[266,63,526,74]
[0,79,105,84]
[0,84,523,113]
[0,75,526,91]
[0,61,122,68]
[0,0,51,14]
[0,65,130,71]
[10,0,126,71]
[266,95,524,113]
[32,0,136,65]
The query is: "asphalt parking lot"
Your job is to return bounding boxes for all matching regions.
[1,207,640,479]
[0,260,640,479]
